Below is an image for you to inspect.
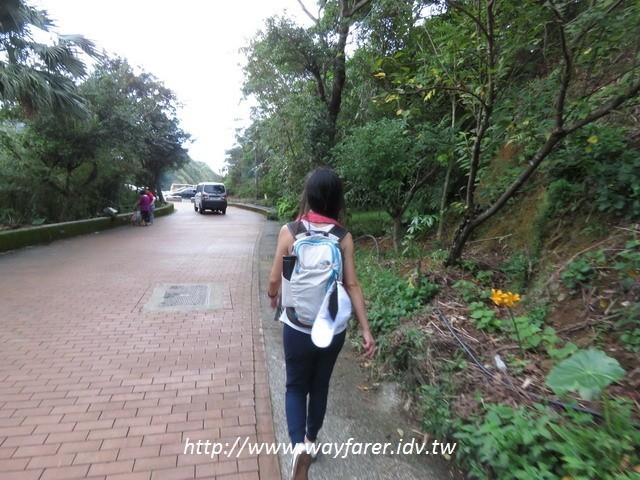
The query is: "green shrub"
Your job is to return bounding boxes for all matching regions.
[357,259,438,336]
[348,210,391,238]
[454,401,639,480]
[545,178,585,216]
[468,301,504,332]
[455,404,559,479]
[549,401,639,480]
[614,302,640,354]
[275,195,298,222]
[546,125,640,220]
[560,249,606,293]
[499,250,534,292]
[612,240,640,291]
[453,280,483,303]
[419,383,457,440]
[382,326,428,374]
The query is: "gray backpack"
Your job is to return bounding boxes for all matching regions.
[281,221,348,327]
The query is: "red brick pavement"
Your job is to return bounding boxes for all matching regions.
[0,203,280,479]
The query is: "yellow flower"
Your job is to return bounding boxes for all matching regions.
[587,135,598,144]
[490,289,521,308]
[490,289,504,306]
[504,292,521,307]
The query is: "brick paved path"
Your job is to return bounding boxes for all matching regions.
[0,202,280,480]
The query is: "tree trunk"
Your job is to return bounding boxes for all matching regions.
[445,216,478,266]
[325,0,372,143]
[436,159,452,244]
[392,215,402,253]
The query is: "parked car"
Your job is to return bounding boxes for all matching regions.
[167,186,197,199]
[194,182,227,214]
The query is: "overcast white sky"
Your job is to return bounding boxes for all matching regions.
[32,0,308,174]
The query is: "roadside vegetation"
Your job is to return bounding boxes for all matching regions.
[2,1,638,478]
[0,1,210,229]
[348,207,639,479]
[228,2,640,479]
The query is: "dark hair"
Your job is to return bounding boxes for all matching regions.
[298,167,345,221]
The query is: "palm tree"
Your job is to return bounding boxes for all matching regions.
[0,0,101,117]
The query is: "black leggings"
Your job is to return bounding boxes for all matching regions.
[283,324,346,444]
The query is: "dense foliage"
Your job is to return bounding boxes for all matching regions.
[231,1,640,478]
[233,0,639,261]
[0,2,195,227]
[0,0,99,116]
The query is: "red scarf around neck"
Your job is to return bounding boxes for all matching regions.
[299,211,343,227]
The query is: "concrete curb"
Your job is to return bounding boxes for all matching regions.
[0,204,175,254]
[0,202,275,255]
[229,202,276,218]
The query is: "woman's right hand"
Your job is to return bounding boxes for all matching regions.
[361,329,376,358]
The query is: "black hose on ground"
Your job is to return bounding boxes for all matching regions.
[432,303,604,418]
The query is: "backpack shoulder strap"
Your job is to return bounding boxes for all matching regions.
[286,221,307,239]
[287,221,348,241]
[328,225,348,242]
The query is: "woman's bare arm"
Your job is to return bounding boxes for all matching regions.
[341,233,376,358]
[267,225,294,309]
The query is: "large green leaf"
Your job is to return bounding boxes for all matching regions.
[546,349,625,401]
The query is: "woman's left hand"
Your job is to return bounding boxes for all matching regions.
[269,295,278,310]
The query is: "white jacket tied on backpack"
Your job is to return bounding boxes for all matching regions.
[280,221,352,344]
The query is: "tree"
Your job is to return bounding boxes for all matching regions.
[334,118,447,251]
[25,111,105,221]
[382,0,640,265]
[0,0,100,117]
[242,0,374,164]
[82,58,191,193]
[6,57,192,223]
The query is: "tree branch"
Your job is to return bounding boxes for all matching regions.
[343,0,372,18]
[446,0,490,42]
[471,130,566,228]
[296,0,319,25]
[472,76,640,229]
[547,0,572,131]
[463,1,496,213]
[565,78,640,134]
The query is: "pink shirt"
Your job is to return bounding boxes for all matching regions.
[139,194,151,212]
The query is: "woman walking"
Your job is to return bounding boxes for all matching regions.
[267,167,376,480]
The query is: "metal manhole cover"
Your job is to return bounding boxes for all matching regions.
[160,285,210,307]
[141,283,225,312]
